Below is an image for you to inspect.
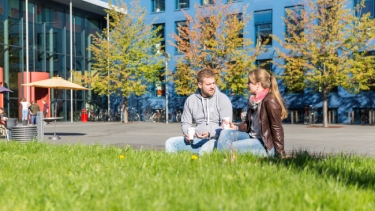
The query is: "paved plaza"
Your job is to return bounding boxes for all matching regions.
[41,121,375,156]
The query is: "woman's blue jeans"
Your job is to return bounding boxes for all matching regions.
[165,136,216,155]
[216,129,274,156]
[22,109,28,120]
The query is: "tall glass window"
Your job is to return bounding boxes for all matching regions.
[152,69,165,97]
[176,0,189,9]
[153,23,165,53]
[364,51,375,92]
[175,20,188,53]
[284,58,305,93]
[152,0,165,13]
[254,10,272,46]
[285,5,304,42]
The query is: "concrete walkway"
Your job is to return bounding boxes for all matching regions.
[41,121,375,156]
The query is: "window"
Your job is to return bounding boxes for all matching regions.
[201,17,215,50]
[285,5,304,42]
[176,0,189,9]
[201,0,214,5]
[175,21,189,53]
[355,0,374,18]
[37,32,58,62]
[365,51,375,92]
[256,59,272,73]
[153,69,166,97]
[153,23,165,54]
[254,10,272,46]
[284,58,305,93]
[152,0,165,13]
[228,13,244,47]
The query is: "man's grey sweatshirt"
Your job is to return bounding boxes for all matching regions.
[181,87,233,138]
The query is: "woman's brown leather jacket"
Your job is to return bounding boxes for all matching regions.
[238,93,285,156]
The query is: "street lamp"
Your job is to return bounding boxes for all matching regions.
[162,52,171,124]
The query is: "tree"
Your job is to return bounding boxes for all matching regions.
[84,0,164,111]
[170,0,264,96]
[272,0,375,127]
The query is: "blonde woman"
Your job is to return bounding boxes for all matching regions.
[20,98,30,123]
[217,68,287,157]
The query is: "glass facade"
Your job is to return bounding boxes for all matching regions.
[0,0,105,120]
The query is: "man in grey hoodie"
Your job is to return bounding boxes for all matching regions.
[165,68,233,155]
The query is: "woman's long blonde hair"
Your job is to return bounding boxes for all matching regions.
[249,68,287,119]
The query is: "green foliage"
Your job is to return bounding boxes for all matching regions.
[0,142,375,210]
[272,0,375,126]
[170,0,262,96]
[88,0,164,98]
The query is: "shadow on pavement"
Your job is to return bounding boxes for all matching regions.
[44,132,86,136]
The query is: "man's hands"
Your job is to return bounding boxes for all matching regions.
[196,131,210,139]
[185,131,210,144]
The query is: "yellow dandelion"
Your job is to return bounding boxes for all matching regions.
[191,155,198,160]
[119,155,125,159]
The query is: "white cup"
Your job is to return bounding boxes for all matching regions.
[187,127,195,140]
[222,117,231,129]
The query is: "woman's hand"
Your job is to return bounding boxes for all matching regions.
[228,122,237,130]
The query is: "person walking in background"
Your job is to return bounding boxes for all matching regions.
[42,100,49,118]
[165,68,233,155]
[42,100,49,125]
[120,102,125,123]
[20,98,30,125]
[217,68,287,157]
[29,101,40,125]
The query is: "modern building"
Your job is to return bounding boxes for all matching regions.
[124,0,375,124]
[0,0,108,121]
[4,0,373,124]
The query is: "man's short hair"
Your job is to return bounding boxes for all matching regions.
[197,68,215,83]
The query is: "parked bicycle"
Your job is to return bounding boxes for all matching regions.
[304,105,317,125]
[128,107,140,122]
[108,109,119,122]
[175,110,182,122]
[73,110,81,122]
[159,109,166,122]
[143,107,153,122]
[151,109,162,122]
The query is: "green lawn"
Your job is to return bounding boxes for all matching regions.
[0,142,374,210]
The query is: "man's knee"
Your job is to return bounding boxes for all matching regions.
[165,137,182,153]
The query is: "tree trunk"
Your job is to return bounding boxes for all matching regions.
[322,89,328,128]
[322,64,328,128]
[124,108,128,123]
